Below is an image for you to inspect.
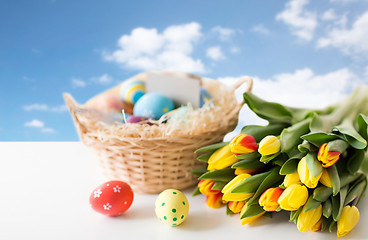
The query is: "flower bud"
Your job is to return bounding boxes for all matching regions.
[234,168,260,175]
[259,187,284,211]
[337,205,360,237]
[258,135,281,156]
[297,204,322,232]
[278,184,308,211]
[198,179,221,195]
[298,157,322,188]
[206,192,224,209]
[222,174,254,201]
[207,144,239,170]
[317,143,341,168]
[228,201,246,213]
[284,172,302,188]
[320,169,333,188]
[230,134,258,155]
[240,202,265,225]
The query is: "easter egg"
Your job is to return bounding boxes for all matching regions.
[200,87,212,107]
[120,79,146,104]
[133,93,175,120]
[155,189,189,227]
[126,115,149,123]
[89,180,134,217]
[169,106,189,123]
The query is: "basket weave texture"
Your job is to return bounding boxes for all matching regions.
[64,72,252,193]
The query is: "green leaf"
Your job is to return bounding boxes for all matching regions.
[336,119,367,149]
[345,178,367,205]
[231,170,271,194]
[280,118,311,154]
[327,164,340,196]
[247,167,283,205]
[361,151,368,174]
[189,167,208,177]
[329,220,336,233]
[280,158,299,175]
[240,202,264,219]
[192,186,201,196]
[340,172,362,188]
[260,152,280,164]
[305,153,323,178]
[322,217,331,232]
[347,149,365,174]
[301,132,340,147]
[303,195,321,212]
[241,123,289,142]
[298,140,317,153]
[289,207,303,224]
[332,186,348,221]
[323,198,332,218]
[235,151,261,160]
[313,186,333,202]
[232,158,265,170]
[211,181,227,191]
[196,153,212,162]
[198,168,235,182]
[327,139,349,152]
[195,141,229,153]
[357,114,368,142]
[243,92,293,124]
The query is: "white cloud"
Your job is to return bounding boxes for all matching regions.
[276,0,318,41]
[91,73,114,85]
[103,22,205,73]
[24,119,56,134]
[24,119,44,128]
[219,67,358,110]
[251,24,270,35]
[212,26,236,41]
[230,47,240,54]
[23,104,67,113]
[322,9,337,21]
[206,46,225,61]
[71,78,87,88]
[317,11,368,55]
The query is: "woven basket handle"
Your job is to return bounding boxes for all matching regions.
[63,93,87,139]
[231,76,253,103]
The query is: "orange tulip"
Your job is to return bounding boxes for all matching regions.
[198,179,221,195]
[259,187,284,211]
[230,134,258,155]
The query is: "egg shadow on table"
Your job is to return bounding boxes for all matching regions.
[115,205,156,220]
[177,211,221,231]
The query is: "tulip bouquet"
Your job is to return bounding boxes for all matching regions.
[192,86,368,237]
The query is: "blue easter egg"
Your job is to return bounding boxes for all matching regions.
[169,106,189,123]
[200,87,212,107]
[133,93,175,120]
[120,79,146,104]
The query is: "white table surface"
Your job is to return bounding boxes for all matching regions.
[1,142,367,240]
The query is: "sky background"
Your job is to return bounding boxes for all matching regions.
[1,0,368,141]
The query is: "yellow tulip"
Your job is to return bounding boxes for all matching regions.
[207,144,239,170]
[222,174,254,201]
[317,143,341,168]
[240,202,265,225]
[206,192,224,209]
[297,204,322,232]
[337,205,360,237]
[283,172,301,188]
[311,218,322,232]
[198,179,221,195]
[298,157,322,188]
[259,187,284,211]
[320,169,333,188]
[278,184,308,211]
[228,201,246,213]
[230,134,258,155]
[234,168,260,175]
[258,135,281,156]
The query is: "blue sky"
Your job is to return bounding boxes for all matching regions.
[1,0,368,141]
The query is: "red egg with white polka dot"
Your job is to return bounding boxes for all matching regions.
[89,180,134,216]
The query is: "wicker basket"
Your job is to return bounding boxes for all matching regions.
[64,72,252,193]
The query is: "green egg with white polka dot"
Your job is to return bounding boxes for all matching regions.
[155,189,189,226]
